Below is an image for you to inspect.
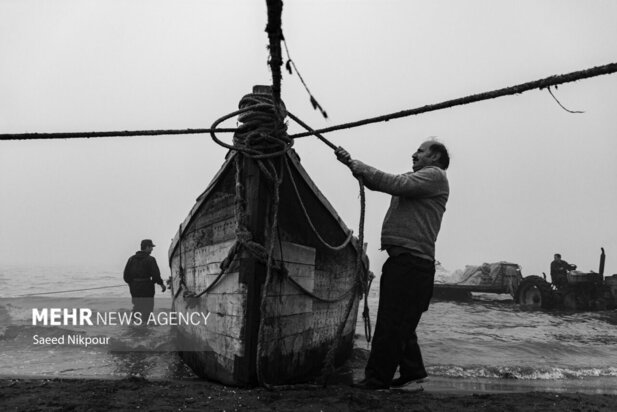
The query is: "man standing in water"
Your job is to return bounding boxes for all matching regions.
[336,140,450,391]
[123,239,166,324]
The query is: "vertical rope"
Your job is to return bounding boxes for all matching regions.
[173,224,185,301]
[255,158,284,389]
[265,0,284,107]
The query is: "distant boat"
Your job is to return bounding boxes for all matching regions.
[168,86,368,386]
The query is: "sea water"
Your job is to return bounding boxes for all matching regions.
[1,264,616,393]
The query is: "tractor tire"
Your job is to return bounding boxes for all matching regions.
[562,291,582,310]
[515,275,555,309]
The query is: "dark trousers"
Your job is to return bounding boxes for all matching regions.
[365,254,435,385]
[129,280,155,323]
[132,297,154,323]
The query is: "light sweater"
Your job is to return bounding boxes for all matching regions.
[355,163,449,261]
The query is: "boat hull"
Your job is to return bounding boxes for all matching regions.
[168,151,364,386]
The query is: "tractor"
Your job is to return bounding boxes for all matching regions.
[515,248,617,310]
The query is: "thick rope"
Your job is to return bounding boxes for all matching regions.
[256,158,284,390]
[265,0,284,107]
[287,111,336,150]
[210,97,292,159]
[357,182,373,343]
[4,62,615,142]
[0,128,235,141]
[173,225,186,301]
[291,62,617,138]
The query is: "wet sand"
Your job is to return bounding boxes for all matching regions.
[2,377,617,411]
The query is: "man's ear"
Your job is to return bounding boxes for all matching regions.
[429,151,441,165]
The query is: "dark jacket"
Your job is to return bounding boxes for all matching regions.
[550,259,575,278]
[123,251,163,297]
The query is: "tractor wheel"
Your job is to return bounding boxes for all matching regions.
[515,275,555,309]
[600,285,617,310]
[562,291,582,310]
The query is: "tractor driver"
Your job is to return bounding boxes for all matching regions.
[550,253,576,289]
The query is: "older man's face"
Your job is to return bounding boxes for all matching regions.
[412,141,438,171]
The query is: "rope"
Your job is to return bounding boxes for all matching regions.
[268,226,358,304]
[265,0,284,107]
[0,128,235,141]
[181,241,246,305]
[547,86,585,114]
[283,156,353,251]
[256,157,284,390]
[3,62,615,142]
[18,284,125,297]
[210,96,292,159]
[363,270,374,343]
[291,62,617,139]
[358,181,372,343]
[173,224,186,302]
[282,38,328,119]
[283,272,356,304]
[287,112,336,150]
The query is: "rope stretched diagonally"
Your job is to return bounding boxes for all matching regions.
[290,62,617,139]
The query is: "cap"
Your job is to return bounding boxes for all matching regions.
[141,239,156,249]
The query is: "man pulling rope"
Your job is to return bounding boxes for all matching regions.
[336,140,450,391]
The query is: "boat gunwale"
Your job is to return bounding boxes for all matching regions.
[168,149,363,264]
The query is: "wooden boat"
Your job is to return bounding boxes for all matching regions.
[168,86,368,386]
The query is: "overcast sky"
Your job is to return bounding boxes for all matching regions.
[1,1,616,281]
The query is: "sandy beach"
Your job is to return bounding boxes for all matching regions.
[2,377,617,411]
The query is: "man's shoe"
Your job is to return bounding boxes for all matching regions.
[390,381,424,393]
[390,375,427,388]
[352,379,389,390]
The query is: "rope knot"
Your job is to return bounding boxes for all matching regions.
[210,85,293,159]
[233,89,291,158]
